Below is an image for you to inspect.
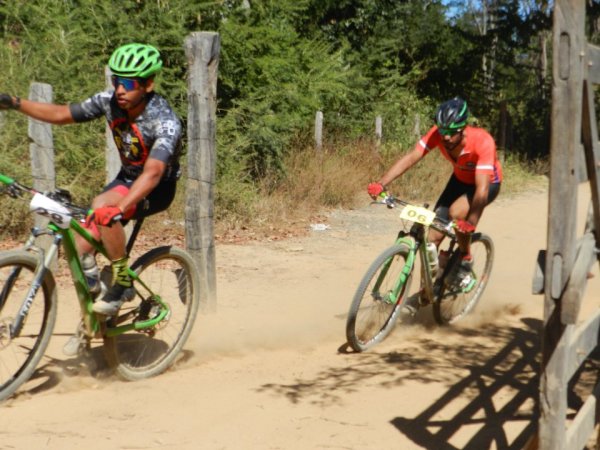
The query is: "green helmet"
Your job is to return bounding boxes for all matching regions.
[108,43,163,79]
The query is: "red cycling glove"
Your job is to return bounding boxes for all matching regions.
[86,206,123,227]
[367,182,385,198]
[453,219,476,234]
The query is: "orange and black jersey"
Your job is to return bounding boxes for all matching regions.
[416,125,503,184]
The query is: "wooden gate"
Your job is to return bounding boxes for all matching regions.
[535,0,600,448]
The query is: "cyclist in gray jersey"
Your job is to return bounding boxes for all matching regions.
[0,43,183,317]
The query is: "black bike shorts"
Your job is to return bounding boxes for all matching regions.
[434,174,501,212]
[103,170,177,221]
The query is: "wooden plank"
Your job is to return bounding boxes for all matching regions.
[184,32,220,312]
[582,80,600,238]
[587,43,600,84]
[541,1,587,448]
[566,310,600,380]
[561,233,598,324]
[566,380,600,450]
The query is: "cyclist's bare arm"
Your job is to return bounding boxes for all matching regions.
[378,146,423,187]
[466,172,490,227]
[15,97,75,124]
[116,158,166,213]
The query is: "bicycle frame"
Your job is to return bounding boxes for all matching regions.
[0,174,169,340]
[374,196,458,307]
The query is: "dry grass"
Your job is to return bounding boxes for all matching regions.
[1,140,548,245]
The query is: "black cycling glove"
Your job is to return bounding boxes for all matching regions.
[0,94,18,110]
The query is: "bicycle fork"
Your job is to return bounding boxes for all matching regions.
[6,233,59,339]
[377,238,417,305]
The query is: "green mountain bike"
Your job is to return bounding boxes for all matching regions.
[346,195,494,352]
[0,173,201,401]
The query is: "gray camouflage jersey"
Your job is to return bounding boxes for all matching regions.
[70,91,182,181]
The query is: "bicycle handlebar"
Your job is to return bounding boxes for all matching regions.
[0,173,88,217]
[372,194,455,236]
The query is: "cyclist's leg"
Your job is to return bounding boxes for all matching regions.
[93,178,177,315]
[91,180,137,314]
[428,175,466,248]
[457,182,501,254]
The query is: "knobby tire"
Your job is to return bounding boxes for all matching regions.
[0,250,57,402]
[432,233,494,325]
[103,246,201,381]
[346,243,413,352]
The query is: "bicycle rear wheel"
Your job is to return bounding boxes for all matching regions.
[0,250,57,402]
[103,246,200,381]
[346,243,414,352]
[433,233,494,325]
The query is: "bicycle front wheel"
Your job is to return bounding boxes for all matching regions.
[433,233,494,325]
[0,250,57,402]
[103,246,200,381]
[346,243,414,352]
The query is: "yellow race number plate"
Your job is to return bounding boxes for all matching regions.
[399,204,435,226]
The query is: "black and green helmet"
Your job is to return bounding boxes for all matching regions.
[435,97,469,131]
[108,43,163,79]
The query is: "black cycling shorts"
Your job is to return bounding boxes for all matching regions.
[103,170,177,221]
[434,174,501,212]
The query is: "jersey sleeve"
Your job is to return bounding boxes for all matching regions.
[415,126,442,155]
[69,91,113,123]
[474,133,497,176]
[148,115,183,164]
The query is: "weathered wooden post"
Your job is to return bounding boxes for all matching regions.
[375,115,382,150]
[497,100,508,164]
[314,110,323,151]
[28,83,55,194]
[535,1,600,449]
[184,32,219,312]
[28,82,55,259]
[413,113,421,137]
[539,2,585,448]
[104,66,120,182]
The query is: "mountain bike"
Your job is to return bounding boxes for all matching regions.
[346,195,494,352]
[0,173,201,401]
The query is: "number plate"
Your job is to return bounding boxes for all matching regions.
[30,193,73,229]
[399,204,435,226]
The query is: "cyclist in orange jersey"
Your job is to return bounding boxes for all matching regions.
[367,97,502,288]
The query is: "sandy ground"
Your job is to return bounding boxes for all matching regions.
[2,182,600,450]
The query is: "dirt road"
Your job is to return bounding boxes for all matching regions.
[3,182,599,450]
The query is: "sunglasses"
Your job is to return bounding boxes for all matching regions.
[111,75,145,92]
[438,127,464,136]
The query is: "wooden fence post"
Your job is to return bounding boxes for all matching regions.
[539,1,587,448]
[28,83,55,194]
[184,32,219,312]
[28,82,55,259]
[375,115,382,150]
[315,110,323,151]
[413,113,421,137]
[497,100,509,164]
[104,66,120,182]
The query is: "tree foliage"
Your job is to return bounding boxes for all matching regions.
[1,0,600,211]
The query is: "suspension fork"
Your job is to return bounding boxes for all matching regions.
[375,236,417,303]
[9,233,60,338]
[0,229,44,312]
